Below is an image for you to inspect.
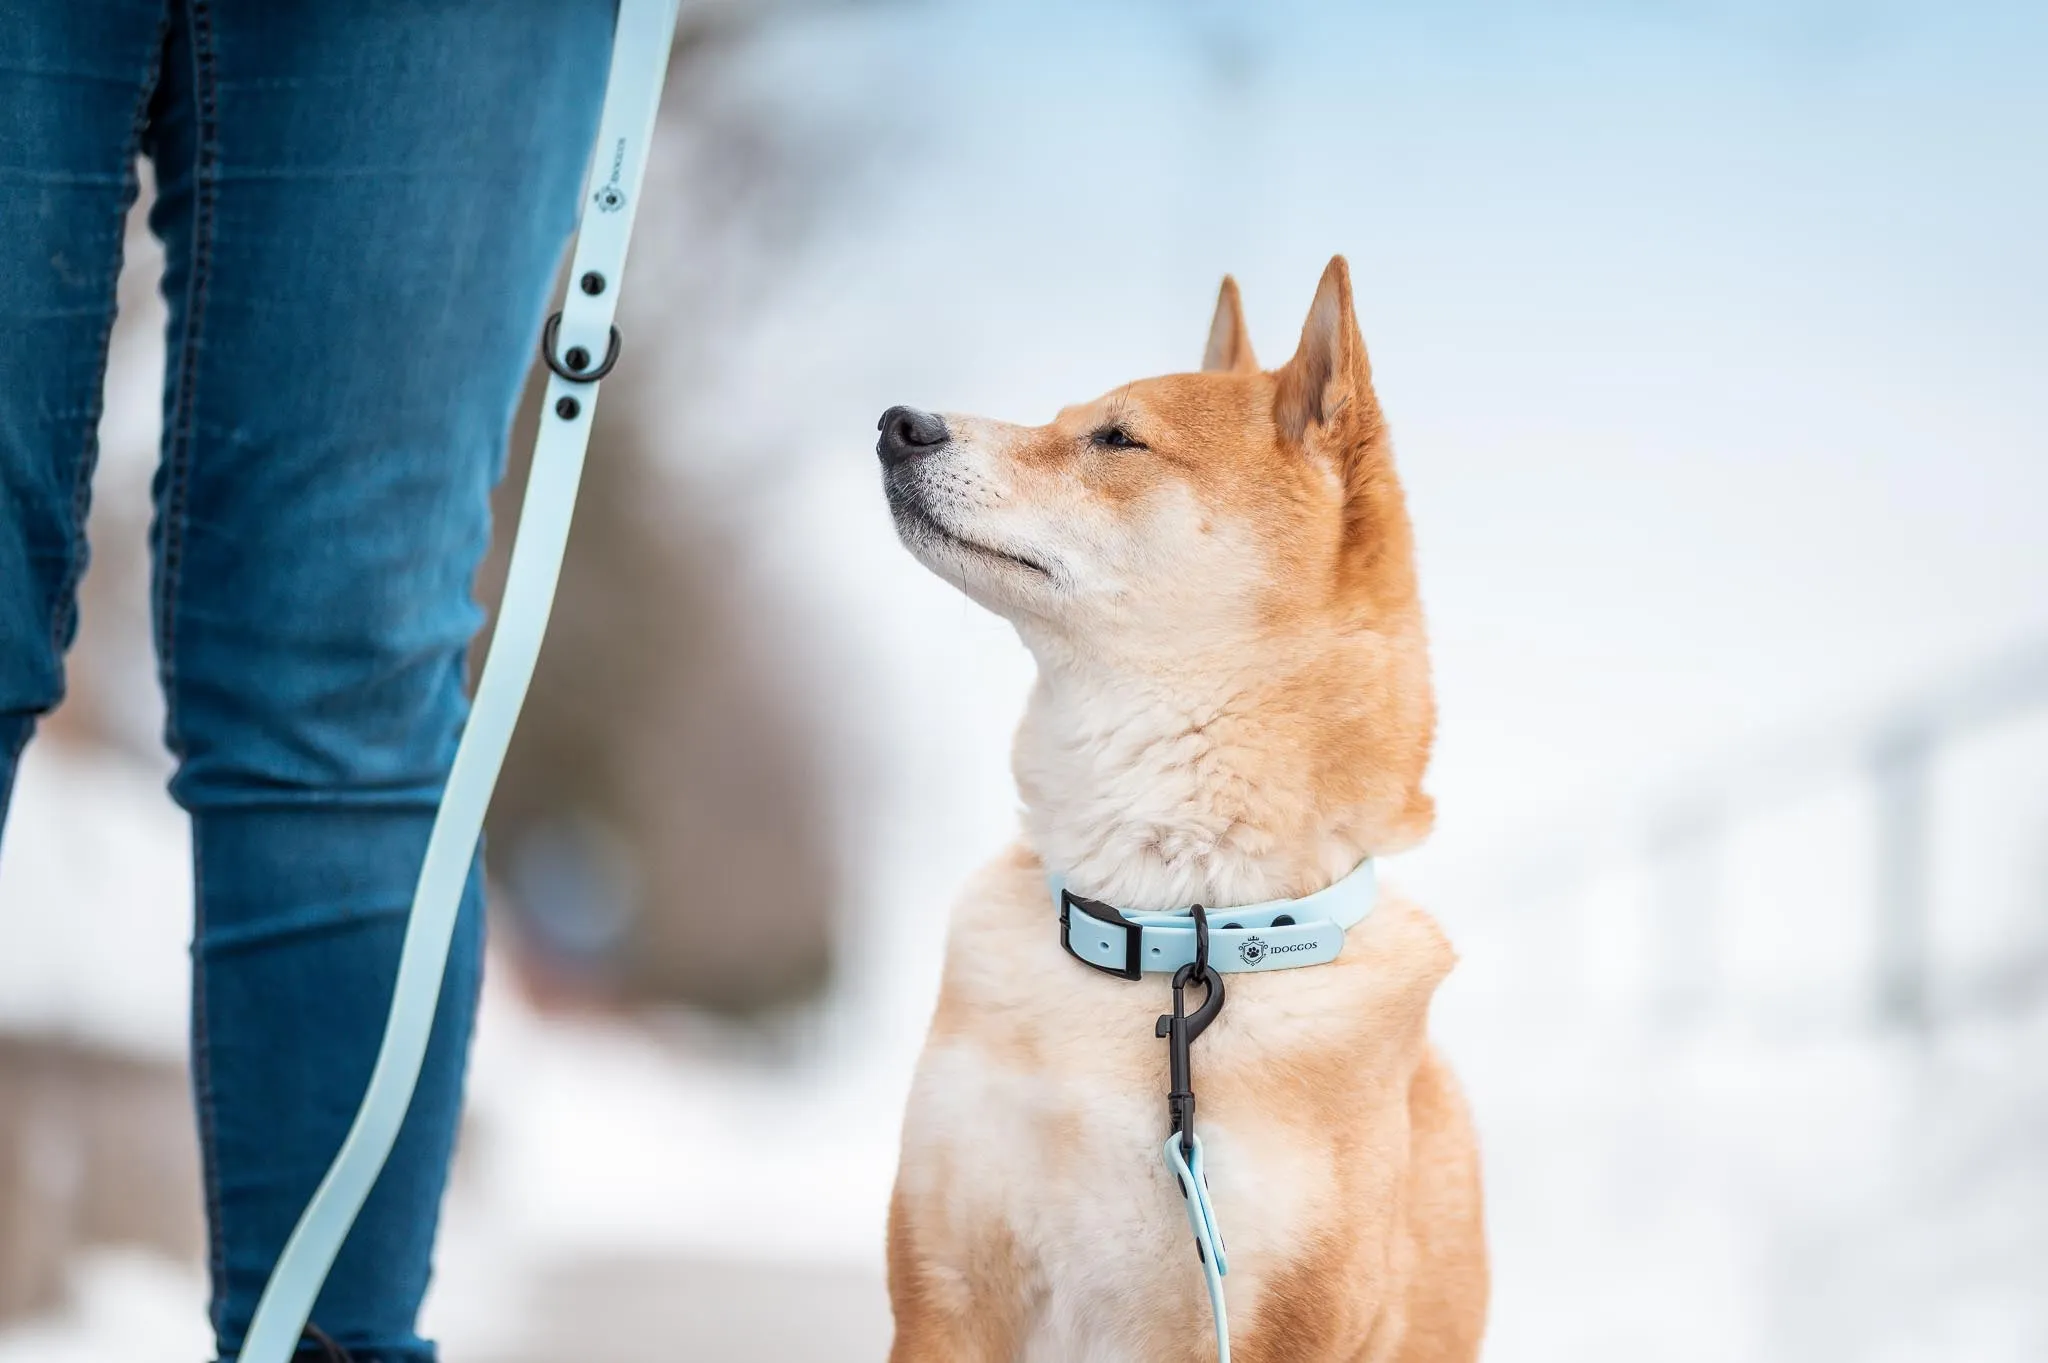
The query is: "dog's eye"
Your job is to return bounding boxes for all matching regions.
[1091,425,1147,451]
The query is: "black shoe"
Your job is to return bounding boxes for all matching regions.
[297,1324,353,1363]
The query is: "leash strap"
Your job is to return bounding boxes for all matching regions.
[238,3,680,1358]
[1154,910,1231,1361]
[1165,1131,1231,1363]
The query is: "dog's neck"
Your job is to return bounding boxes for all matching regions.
[1012,630,1418,913]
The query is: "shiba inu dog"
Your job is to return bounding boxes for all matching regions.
[878,257,1487,1362]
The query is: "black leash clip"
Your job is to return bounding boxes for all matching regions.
[1157,904,1226,1158]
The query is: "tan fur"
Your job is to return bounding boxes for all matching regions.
[1202,276,1261,376]
[884,258,1487,1361]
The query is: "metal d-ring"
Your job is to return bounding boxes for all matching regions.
[541,311,622,383]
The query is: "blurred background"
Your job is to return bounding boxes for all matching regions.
[2,1,2045,1359]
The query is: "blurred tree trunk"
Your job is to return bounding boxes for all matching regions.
[474,4,880,1015]
[479,383,837,1012]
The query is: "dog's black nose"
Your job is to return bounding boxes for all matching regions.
[877,405,949,467]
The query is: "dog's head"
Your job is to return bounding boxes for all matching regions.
[878,256,1434,853]
[880,255,1421,650]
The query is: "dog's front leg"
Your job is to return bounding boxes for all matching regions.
[887,1182,1030,1362]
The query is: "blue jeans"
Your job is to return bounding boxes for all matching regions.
[0,2,613,1358]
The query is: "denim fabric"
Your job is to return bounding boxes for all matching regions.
[0,2,613,1358]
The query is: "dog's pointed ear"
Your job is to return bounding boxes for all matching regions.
[1201,275,1259,374]
[1276,255,1376,445]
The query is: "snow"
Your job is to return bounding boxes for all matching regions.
[0,1252,209,1363]
[0,744,190,1061]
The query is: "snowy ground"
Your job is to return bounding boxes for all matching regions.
[4,717,2044,1363]
[8,998,2042,1363]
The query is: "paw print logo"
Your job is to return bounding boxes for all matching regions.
[1237,935,1267,967]
[594,183,627,213]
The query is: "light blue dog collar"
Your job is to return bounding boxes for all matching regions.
[1053,856,1377,978]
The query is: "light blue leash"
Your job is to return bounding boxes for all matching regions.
[1166,1130,1230,1363]
[1158,957,1233,1363]
[1058,858,1380,1363]
[238,2,680,1358]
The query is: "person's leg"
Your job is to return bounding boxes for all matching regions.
[0,1,166,827]
[143,3,613,1357]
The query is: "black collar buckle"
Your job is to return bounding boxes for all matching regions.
[1059,888,1145,980]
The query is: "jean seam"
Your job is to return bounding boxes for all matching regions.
[156,0,218,764]
[162,0,225,1336]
